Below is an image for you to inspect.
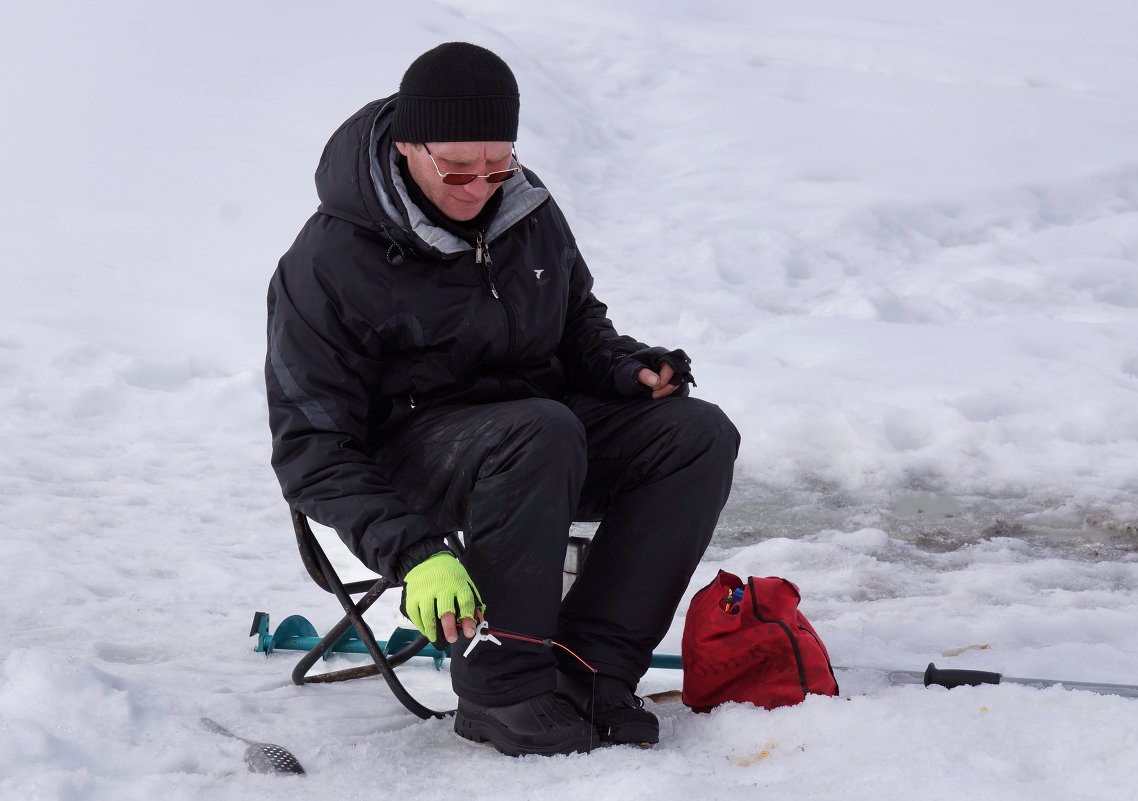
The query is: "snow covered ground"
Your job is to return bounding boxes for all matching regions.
[2,1,1137,798]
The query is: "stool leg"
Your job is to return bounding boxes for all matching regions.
[290,510,451,719]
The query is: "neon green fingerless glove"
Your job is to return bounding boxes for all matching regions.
[401,553,484,641]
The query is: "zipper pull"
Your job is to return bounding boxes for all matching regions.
[476,231,500,299]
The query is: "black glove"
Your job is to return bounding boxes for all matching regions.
[655,348,696,388]
[613,347,696,397]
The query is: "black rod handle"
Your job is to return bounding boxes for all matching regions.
[924,662,1002,689]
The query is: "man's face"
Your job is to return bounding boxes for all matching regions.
[396,141,514,223]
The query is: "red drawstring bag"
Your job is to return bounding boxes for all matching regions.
[681,571,839,711]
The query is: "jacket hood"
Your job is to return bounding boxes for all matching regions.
[314,96,395,232]
[314,95,549,258]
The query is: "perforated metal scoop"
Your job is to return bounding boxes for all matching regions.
[201,717,306,775]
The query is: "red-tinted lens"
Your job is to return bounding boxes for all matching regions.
[441,173,478,186]
[486,168,520,184]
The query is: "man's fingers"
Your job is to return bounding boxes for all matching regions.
[438,611,481,644]
[652,365,677,398]
[440,611,459,644]
[639,364,680,398]
[637,367,660,387]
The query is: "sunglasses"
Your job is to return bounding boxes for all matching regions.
[423,144,523,186]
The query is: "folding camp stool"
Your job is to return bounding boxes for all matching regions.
[289,507,593,720]
[289,507,466,719]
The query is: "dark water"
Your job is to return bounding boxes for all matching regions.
[711,479,1138,560]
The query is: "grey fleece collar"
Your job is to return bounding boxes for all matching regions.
[368,104,549,256]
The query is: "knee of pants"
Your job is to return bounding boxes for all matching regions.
[660,397,741,467]
[480,398,587,477]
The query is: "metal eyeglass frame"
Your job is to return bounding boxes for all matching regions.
[422,144,522,185]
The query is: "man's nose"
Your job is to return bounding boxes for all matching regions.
[460,178,495,197]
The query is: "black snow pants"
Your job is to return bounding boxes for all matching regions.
[374,394,739,706]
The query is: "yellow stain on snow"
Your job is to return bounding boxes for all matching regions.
[736,744,777,767]
[941,643,991,657]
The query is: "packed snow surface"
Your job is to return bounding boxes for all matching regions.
[2,1,1137,799]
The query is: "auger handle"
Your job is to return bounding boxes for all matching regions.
[924,662,1002,689]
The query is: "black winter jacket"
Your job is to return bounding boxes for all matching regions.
[266,96,663,580]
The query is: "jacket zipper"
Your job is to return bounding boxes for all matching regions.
[475,231,517,356]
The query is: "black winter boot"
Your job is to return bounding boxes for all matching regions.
[556,671,659,746]
[454,691,597,756]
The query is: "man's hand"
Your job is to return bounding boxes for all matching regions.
[637,362,681,400]
[401,553,483,644]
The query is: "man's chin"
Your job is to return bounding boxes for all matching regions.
[442,204,483,223]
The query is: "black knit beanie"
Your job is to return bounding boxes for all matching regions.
[391,42,520,143]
